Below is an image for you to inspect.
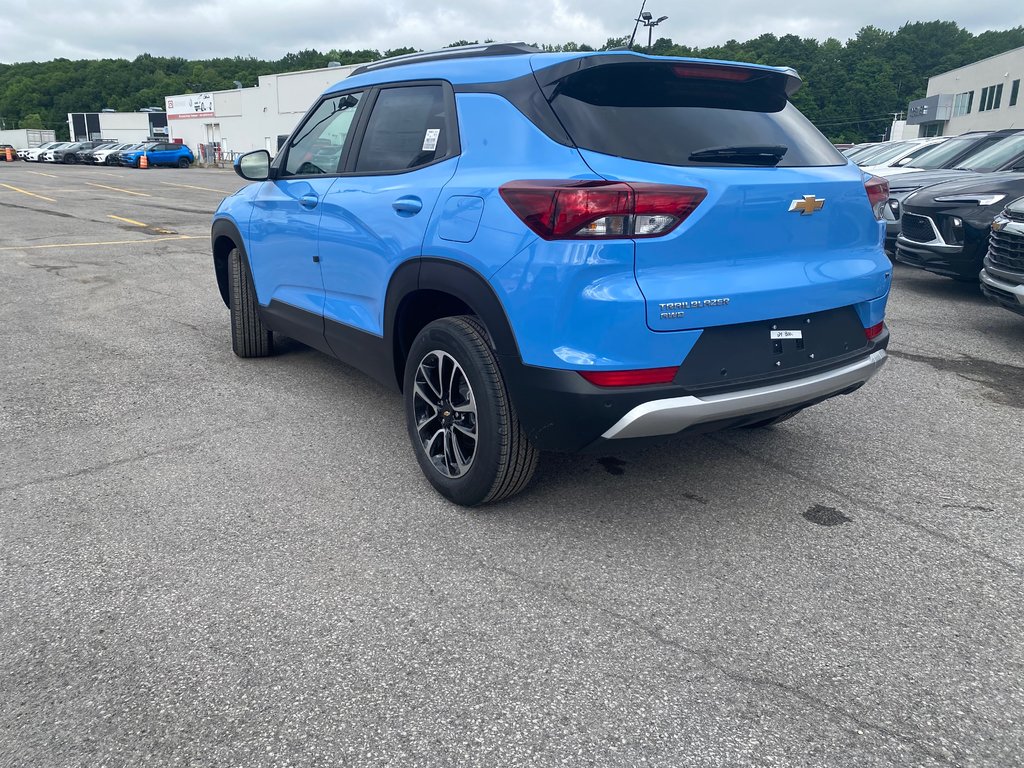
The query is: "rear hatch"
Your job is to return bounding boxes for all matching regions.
[537,56,889,332]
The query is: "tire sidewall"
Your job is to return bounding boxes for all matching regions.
[404,320,507,506]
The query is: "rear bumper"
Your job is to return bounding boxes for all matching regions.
[602,350,886,439]
[500,334,889,452]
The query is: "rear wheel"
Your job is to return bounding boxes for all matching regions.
[227,247,273,358]
[404,316,538,506]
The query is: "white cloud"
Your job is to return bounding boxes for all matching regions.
[0,0,1019,63]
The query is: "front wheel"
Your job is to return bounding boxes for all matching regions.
[404,316,538,506]
[227,247,273,357]
[177,158,190,168]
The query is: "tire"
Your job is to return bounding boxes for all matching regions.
[404,315,538,506]
[63,155,75,164]
[177,158,190,168]
[227,247,273,358]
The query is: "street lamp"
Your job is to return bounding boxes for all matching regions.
[638,11,669,50]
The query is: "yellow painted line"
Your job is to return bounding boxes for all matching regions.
[0,235,200,252]
[159,181,230,194]
[28,170,58,178]
[84,181,151,197]
[0,182,56,203]
[108,214,148,227]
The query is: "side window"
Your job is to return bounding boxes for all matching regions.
[354,85,449,173]
[284,91,363,177]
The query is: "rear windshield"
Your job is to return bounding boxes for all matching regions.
[547,62,845,168]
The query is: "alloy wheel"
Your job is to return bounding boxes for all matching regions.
[412,350,478,478]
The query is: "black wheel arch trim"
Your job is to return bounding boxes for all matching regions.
[211,218,248,308]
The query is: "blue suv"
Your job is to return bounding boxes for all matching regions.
[213,44,892,506]
[122,142,194,168]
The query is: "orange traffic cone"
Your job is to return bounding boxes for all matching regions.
[139,153,149,169]
[4,147,11,161]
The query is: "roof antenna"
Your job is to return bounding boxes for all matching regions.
[627,0,648,48]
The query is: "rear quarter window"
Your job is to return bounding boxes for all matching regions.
[548,62,845,168]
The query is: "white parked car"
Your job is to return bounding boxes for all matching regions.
[23,141,63,161]
[859,137,947,174]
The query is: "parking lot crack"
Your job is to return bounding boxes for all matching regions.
[479,558,961,766]
[711,436,1020,576]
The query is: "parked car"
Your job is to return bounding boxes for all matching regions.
[0,144,21,160]
[849,140,920,167]
[842,143,882,160]
[980,196,1024,317]
[48,140,113,163]
[25,141,66,162]
[896,172,1024,280]
[121,142,194,168]
[858,137,947,173]
[98,143,143,165]
[880,130,1024,252]
[72,140,117,163]
[870,130,1009,178]
[86,142,131,164]
[212,45,892,505]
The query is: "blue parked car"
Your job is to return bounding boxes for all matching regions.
[212,43,892,505]
[121,141,194,168]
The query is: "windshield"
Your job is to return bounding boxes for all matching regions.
[959,133,1024,172]
[858,141,918,166]
[905,136,981,169]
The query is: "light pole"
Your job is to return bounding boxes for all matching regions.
[638,11,668,50]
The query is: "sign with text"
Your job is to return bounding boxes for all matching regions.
[165,93,214,119]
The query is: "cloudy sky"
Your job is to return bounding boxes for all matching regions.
[1,0,1021,63]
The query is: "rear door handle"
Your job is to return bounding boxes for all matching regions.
[392,196,423,215]
[300,193,319,209]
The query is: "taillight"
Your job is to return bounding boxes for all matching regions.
[865,175,889,221]
[577,366,678,387]
[865,321,885,340]
[499,181,706,240]
[672,65,754,82]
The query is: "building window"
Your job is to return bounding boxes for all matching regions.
[920,122,944,138]
[979,86,989,112]
[994,83,1003,109]
[953,91,974,117]
[1010,79,1020,107]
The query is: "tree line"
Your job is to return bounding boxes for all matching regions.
[1,21,1022,143]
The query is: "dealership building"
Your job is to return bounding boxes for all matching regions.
[65,110,168,143]
[164,63,358,160]
[904,45,1023,138]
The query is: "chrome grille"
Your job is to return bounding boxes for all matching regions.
[988,228,1024,271]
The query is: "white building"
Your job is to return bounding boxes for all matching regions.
[66,111,168,143]
[164,63,358,160]
[904,45,1024,138]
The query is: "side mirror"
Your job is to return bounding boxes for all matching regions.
[896,156,913,166]
[235,149,271,181]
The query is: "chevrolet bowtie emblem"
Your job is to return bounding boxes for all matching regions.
[992,219,1006,232]
[789,195,825,215]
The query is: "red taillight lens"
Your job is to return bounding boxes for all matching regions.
[499,181,706,240]
[577,366,678,387]
[672,65,754,82]
[865,321,885,340]
[865,175,889,221]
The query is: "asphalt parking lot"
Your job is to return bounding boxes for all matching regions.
[1,161,1022,767]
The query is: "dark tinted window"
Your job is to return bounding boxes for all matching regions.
[548,62,845,168]
[355,85,448,173]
